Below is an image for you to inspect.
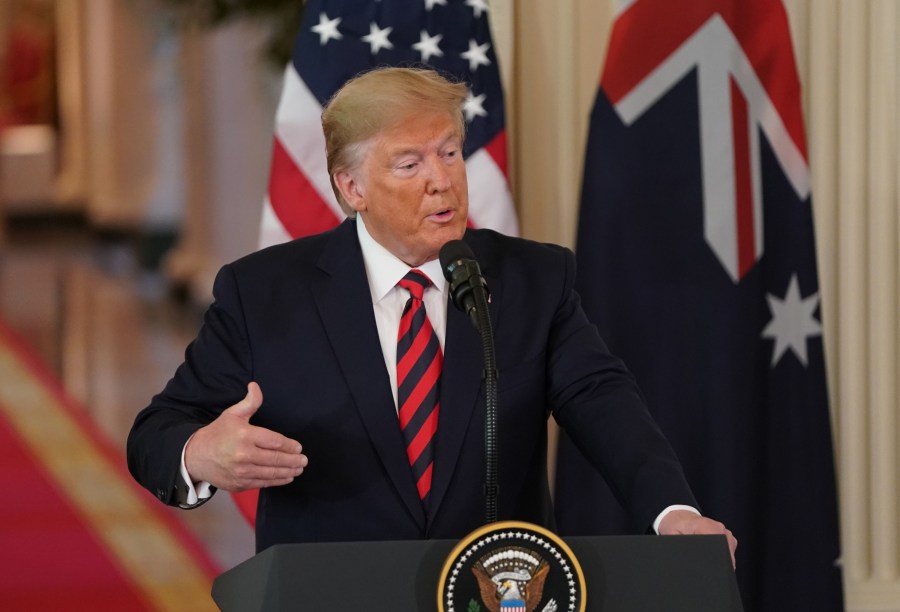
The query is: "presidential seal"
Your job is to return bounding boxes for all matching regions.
[437,521,586,612]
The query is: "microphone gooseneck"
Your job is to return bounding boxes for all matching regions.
[439,240,499,525]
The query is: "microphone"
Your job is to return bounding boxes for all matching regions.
[439,239,499,524]
[439,240,489,330]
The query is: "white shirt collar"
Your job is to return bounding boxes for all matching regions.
[355,214,447,304]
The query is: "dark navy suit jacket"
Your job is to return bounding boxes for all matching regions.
[127,218,696,552]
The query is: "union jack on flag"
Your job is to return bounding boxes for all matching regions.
[258,0,518,248]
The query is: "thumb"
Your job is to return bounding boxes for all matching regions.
[225,381,263,421]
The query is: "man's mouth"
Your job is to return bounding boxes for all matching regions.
[429,209,454,222]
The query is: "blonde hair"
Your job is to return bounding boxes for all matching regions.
[322,67,468,214]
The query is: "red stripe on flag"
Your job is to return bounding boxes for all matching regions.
[731,78,756,279]
[268,137,341,239]
[484,130,508,176]
[230,490,258,526]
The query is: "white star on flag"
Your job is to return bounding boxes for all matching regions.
[461,39,491,72]
[412,30,443,62]
[466,0,490,18]
[425,0,447,10]
[462,91,487,121]
[761,274,822,367]
[361,23,394,54]
[311,13,342,46]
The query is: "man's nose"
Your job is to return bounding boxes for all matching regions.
[425,156,452,194]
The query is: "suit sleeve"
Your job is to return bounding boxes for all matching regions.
[546,247,699,531]
[126,264,254,507]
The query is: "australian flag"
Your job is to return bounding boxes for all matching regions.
[554,1,844,610]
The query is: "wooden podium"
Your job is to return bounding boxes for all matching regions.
[212,534,742,611]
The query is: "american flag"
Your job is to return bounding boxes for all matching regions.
[258,0,518,248]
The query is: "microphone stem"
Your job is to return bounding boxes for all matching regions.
[473,285,499,524]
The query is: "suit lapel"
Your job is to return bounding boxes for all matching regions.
[311,220,426,529]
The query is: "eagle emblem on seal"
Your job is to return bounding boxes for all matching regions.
[472,546,553,612]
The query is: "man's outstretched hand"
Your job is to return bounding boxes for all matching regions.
[184,382,308,491]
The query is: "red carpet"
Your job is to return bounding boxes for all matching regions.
[0,320,221,610]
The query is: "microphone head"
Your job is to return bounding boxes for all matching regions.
[439,239,476,281]
[439,240,488,322]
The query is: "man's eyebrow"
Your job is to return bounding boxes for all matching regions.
[388,133,461,161]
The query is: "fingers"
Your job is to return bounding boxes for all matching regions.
[228,461,307,490]
[693,520,738,570]
[253,427,303,455]
[245,445,309,476]
[218,437,309,490]
[205,448,309,491]
[725,530,738,569]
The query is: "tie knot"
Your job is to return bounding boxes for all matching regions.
[398,270,431,301]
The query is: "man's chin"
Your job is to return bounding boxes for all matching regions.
[441,224,467,245]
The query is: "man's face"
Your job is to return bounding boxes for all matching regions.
[336,111,469,267]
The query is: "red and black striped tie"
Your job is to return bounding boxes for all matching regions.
[396,270,442,504]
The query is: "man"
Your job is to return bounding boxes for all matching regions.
[127,67,736,561]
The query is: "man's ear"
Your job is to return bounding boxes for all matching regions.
[333,170,366,213]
